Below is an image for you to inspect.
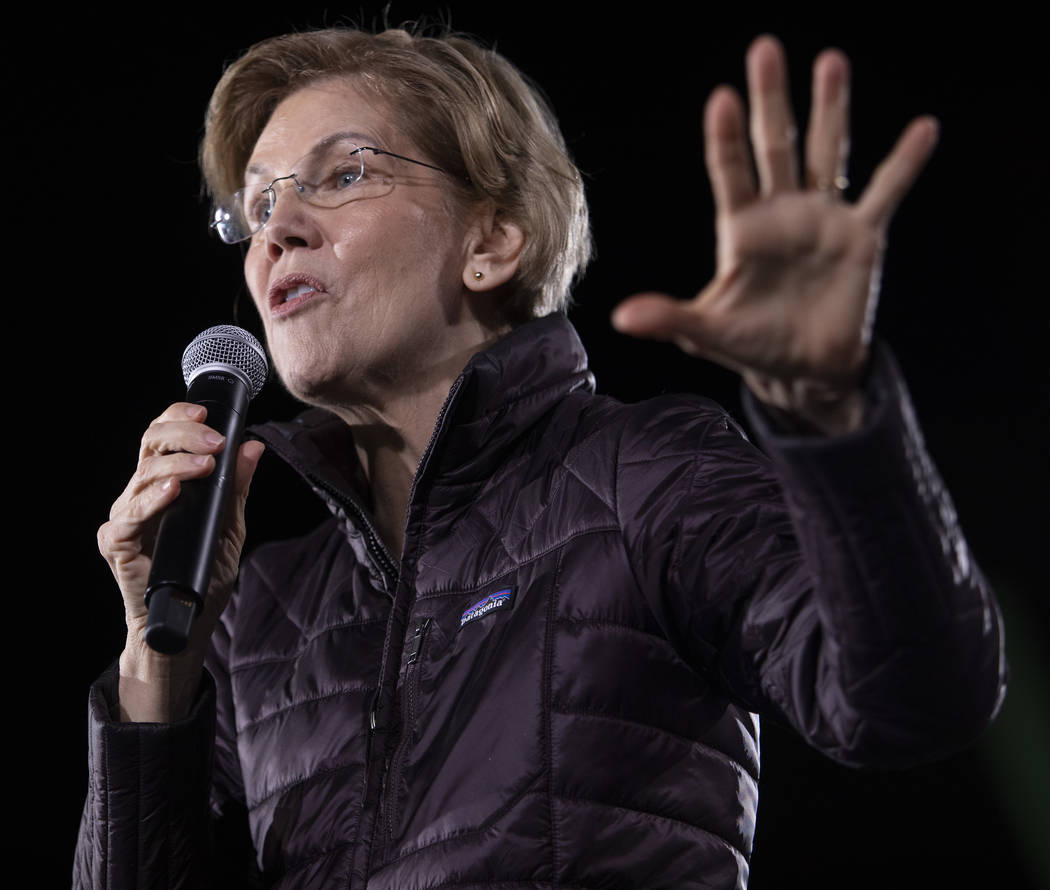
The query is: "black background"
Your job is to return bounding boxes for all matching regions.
[34,4,1048,887]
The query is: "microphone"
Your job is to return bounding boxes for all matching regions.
[144,325,269,655]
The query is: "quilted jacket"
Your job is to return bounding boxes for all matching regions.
[74,314,1005,889]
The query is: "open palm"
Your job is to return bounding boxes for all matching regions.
[612,36,939,433]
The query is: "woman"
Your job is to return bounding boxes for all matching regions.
[78,25,1005,890]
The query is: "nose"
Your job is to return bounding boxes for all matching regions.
[261,182,324,261]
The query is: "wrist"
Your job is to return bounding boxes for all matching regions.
[118,632,204,723]
[744,373,865,437]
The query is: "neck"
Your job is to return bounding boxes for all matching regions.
[327,328,506,558]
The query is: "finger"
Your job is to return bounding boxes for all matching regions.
[139,403,210,458]
[140,418,226,461]
[151,402,207,426]
[856,116,939,229]
[805,49,851,192]
[704,86,757,215]
[113,452,216,518]
[100,477,183,560]
[118,443,260,527]
[747,35,800,194]
[136,452,217,489]
[110,479,180,533]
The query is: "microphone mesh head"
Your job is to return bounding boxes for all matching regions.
[181,325,269,399]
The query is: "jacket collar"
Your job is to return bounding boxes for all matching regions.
[248,313,595,515]
[429,313,595,485]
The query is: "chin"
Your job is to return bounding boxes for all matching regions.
[273,354,348,408]
[285,377,348,411]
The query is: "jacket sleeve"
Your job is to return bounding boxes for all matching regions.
[72,645,261,888]
[72,663,218,889]
[616,343,1007,768]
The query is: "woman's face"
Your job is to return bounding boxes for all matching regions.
[242,79,480,410]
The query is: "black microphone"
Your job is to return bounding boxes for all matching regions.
[144,325,268,655]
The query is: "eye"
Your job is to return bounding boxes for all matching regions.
[243,190,273,226]
[332,166,362,190]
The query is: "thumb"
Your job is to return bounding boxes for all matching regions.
[234,439,266,498]
[611,293,711,356]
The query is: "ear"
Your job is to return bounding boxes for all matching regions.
[462,206,525,292]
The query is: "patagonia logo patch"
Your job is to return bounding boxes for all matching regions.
[460,587,516,627]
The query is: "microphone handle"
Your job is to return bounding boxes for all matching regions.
[144,370,251,655]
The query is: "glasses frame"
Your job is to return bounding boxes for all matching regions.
[210,144,449,245]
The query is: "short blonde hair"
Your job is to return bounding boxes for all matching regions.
[201,26,592,322]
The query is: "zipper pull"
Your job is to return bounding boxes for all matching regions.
[406,617,431,665]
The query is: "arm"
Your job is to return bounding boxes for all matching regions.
[734,344,1005,765]
[616,360,1005,767]
[74,403,265,887]
[608,35,1004,764]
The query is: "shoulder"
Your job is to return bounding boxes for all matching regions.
[505,389,782,545]
[548,389,769,478]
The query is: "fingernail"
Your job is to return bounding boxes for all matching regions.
[193,454,213,467]
[204,432,225,447]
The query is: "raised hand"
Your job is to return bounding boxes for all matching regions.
[611,35,939,434]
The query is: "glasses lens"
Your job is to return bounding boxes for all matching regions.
[211,205,245,244]
[209,139,374,244]
[296,140,366,207]
[211,187,272,244]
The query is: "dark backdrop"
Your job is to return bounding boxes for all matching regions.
[35,5,1047,888]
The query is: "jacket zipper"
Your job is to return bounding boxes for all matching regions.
[360,376,464,886]
[383,617,432,848]
[367,375,463,733]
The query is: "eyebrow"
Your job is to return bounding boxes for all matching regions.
[244,130,377,179]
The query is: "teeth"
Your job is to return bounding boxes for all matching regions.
[284,284,316,303]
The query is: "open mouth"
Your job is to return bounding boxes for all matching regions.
[268,275,327,316]
[283,283,318,303]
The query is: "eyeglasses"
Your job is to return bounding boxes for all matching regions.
[210,138,448,244]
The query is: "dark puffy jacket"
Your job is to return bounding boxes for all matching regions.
[74,315,1005,889]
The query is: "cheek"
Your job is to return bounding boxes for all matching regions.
[243,248,267,309]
